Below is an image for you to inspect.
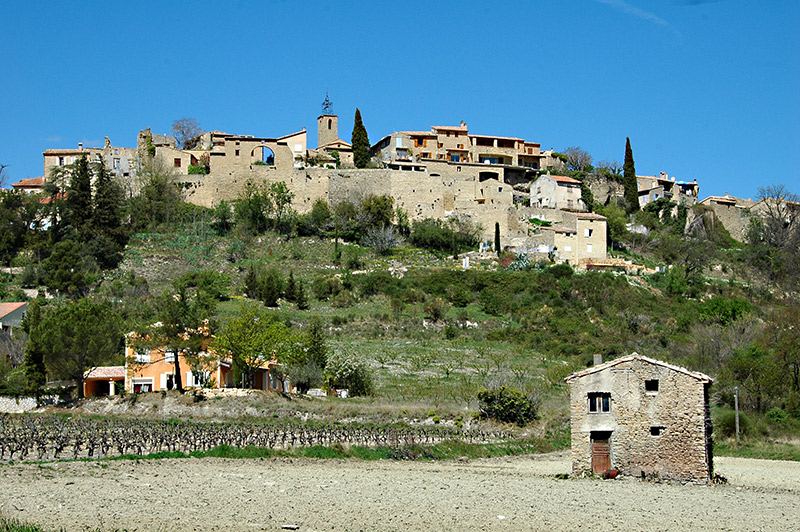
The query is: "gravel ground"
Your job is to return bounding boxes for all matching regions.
[1,453,797,532]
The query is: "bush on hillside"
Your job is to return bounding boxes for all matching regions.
[477,385,538,426]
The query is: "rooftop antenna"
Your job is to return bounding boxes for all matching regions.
[321,90,334,115]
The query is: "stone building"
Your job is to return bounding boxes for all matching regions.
[37,107,613,259]
[371,121,557,173]
[530,173,586,211]
[507,210,607,265]
[638,172,699,207]
[698,194,756,241]
[565,353,713,482]
[43,137,139,181]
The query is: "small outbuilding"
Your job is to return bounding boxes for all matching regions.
[565,353,713,482]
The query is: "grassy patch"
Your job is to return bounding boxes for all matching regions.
[715,440,800,462]
[70,436,569,465]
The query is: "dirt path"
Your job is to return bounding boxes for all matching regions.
[1,453,797,531]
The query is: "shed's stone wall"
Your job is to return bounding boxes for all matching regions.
[568,358,712,482]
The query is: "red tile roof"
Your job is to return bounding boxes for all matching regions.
[0,302,27,319]
[84,366,126,379]
[550,175,581,184]
[432,125,469,132]
[11,177,45,188]
[399,131,437,137]
[574,212,607,220]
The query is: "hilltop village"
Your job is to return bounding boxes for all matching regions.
[14,104,711,268]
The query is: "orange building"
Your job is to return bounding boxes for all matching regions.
[122,344,289,394]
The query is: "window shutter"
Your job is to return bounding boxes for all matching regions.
[159,374,167,390]
[186,371,194,387]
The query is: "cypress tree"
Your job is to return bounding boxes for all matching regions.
[285,271,297,303]
[66,155,93,237]
[23,299,47,399]
[495,222,501,257]
[351,108,371,168]
[89,164,126,269]
[296,281,309,310]
[623,137,640,214]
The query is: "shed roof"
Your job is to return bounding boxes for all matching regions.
[564,353,712,383]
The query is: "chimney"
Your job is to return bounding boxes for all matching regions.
[593,354,603,366]
[78,142,83,151]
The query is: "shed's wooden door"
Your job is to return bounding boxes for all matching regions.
[591,432,611,474]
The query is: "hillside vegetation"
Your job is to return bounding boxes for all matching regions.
[0,155,798,454]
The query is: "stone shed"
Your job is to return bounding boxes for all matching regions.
[564,353,713,482]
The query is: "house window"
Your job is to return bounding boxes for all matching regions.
[165,348,176,364]
[132,378,153,393]
[58,157,65,166]
[438,143,443,148]
[650,426,664,436]
[585,229,593,237]
[134,349,150,363]
[588,392,611,413]
[235,149,240,156]
[328,119,332,130]
[114,149,119,155]
[113,158,120,169]
[174,158,181,168]
[645,379,659,392]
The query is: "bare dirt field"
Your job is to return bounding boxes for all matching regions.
[1,453,797,532]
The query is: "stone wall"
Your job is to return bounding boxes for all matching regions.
[0,396,38,413]
[568,358,711,482]
[700,199,754,242]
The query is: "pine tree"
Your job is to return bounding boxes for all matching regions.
[351,108,371,168]
[623,137,640,214]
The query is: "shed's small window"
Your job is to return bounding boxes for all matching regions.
[645,379,659,392]
[650,426,664,436]
[588,392,611,413]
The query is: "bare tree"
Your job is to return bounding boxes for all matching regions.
[171,118,204,150]
[752,185,799,248]
[562,146,593,172]
[597,159,623,176]
[0,164,8,187]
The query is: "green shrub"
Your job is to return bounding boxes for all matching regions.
[477,385,538,426]
[325,350,374,396]
[423,297,449,321]
[188,165,209,175]
[313,276,343,301]
[715,409,750,438]
[766,408,790,426]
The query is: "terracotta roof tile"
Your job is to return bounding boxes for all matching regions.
[549,175,581,184]
[84,366,126,379]
[0,302,26,319]
[564,353,712,383]
[11,177,45,188]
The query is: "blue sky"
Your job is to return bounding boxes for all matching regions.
[1,0,797,200]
